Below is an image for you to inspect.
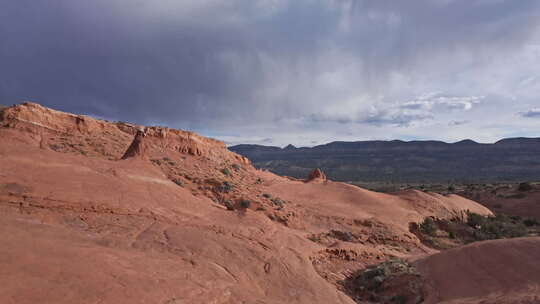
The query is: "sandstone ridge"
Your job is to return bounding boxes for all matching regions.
[2,102,529,304]
[1,102,250,165]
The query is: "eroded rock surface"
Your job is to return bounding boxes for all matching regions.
[2,103,527,304]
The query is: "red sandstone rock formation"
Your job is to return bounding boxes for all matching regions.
[307,168,327,182]
[2,103,530,304]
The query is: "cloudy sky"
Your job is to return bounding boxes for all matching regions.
[1,0,539,146]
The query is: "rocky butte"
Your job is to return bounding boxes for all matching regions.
[0,103,539,304]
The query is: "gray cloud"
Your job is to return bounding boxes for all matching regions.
[448,120,469,126]
[520,108,540,118]
[358,111,434,127]
[1,0,539,145]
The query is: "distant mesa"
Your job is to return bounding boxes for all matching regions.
[307,168,327,182]
[453,139,478,145]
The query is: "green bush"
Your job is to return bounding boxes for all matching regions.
[420,217,437,236]
[524,217,540,227]
[239,199,251,209]
[466,212,484,228]
[466,212,528,240]
[221,181,234,193]
[221,168,231,176]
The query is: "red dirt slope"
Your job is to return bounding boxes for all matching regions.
[416,237,540,304]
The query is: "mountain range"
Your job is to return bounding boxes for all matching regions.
[230,138,540,183]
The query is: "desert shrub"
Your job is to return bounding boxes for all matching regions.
[49,144,61,151]
[221,181,234,193]
[467,212,527,240]
[391,295,407,304]
[466,212,484,228]
[342,259,424,303]
[448,185,455,192]
[506,193,526,199]
[509,215,522,222]
[239,199,251,209]
[223,200,234,211]
[518,182,533,192]
[524,217,540,227]
[221,168,231,176]
[173,179,184,187]
[270,197,284,207]
[262,193,272,198]
[232,164,241,171]
[420,217,437,236]
[448,231,455,239]
[330,230,355,242]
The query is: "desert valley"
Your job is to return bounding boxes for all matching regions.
[1,103,539,304]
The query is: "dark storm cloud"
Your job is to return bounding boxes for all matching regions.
[1,0,539,141]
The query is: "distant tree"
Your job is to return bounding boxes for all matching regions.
[518,182,533,192]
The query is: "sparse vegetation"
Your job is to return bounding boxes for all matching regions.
[524,217,540,227]
[220,181,234,193]
[505,193,526,199]
[341,258,424,304]
[239,199,251,209]
[466,213,528,240]
[173,179,184,187]
[221,168,231,176]
[49,144,61,151]
[420,217,437,236]
[262,193,272,198]
[415,212,533,249]
[518,182,533,192]
[232,163,241,171]
[270,197,284,207]
[223,200,234,211]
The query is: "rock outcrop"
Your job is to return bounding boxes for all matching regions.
[0,102,250,166]
[307,168,327,182]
